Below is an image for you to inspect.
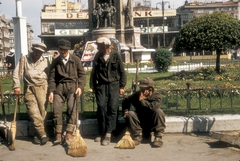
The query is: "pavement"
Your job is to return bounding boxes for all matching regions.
[1,114,240,160]
[1,133,240,161]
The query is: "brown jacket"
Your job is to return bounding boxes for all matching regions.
[48,54,86,94]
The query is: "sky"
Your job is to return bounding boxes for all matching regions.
[0,0,186,42]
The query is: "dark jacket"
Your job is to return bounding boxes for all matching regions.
[5,53,15,69]
[48,54,86,93]
[122,90,162,115]
[90,51,126,90]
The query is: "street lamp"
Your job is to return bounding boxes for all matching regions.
[156,1,170,48]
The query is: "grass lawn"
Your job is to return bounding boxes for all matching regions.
[1,64,240,119]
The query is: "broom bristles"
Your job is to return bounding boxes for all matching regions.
[115,131,135,149]
[67,129,87,157]
[9,121,16,151]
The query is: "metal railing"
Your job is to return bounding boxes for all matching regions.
[1,83,240,120]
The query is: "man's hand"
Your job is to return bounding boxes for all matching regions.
[123,111,128,119]
[14,88,21,95]
[139,92,147,101]
[49,92,54,103]
[119,88,125,95]
[75,88,82,97]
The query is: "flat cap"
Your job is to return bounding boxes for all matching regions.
[138,77,154,88]
[96,37,111,45]
[32,42,47,52]
[58,39,71,50]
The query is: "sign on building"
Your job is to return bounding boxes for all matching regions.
[55,29,89,35]
[140,26,168,34]
[133,10,176,18]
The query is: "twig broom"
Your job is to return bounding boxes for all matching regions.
[115,129,135,149]
[9,54,23,151]
[8,95,18,151]
[67,85,87,157]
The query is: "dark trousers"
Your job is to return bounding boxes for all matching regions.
[53,91,77,134]
[95,82,119,135]
[125,108,166,137]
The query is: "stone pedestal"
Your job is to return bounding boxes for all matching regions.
[125,27,145,49]
[91,28,116,40]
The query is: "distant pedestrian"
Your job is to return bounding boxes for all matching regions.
[122,77,166,148]
[53,51,59,60]
[5,49,15,74]
[90,37,127,146]
[12,43,49,145]
[48,39,86,146]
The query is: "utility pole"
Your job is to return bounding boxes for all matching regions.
[156,1,170,48]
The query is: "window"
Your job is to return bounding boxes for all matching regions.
[198,9,203,13]
[62,10,66,12]
[209,9,214,14]
[62,1,66,6]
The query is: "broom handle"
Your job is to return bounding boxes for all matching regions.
[13,95,18,122]
[75,80,79,127]
[13,55,23,123]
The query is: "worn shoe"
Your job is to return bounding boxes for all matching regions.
[53,134,62,145]
[101,133,111,146]
[33,136,41,144]
[133,134,142,146]
[41,136,49,145]
[152,136,163,148]
[94,136,101,142]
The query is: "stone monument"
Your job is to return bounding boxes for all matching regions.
[86,0,153,63]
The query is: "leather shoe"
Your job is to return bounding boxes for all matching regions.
[53,134,62,145]
[41,136,49,145]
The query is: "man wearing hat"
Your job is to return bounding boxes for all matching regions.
[5,48,16,74]
[90,37,127,146]
[48,39,86,145]
[122,77,166,148]
[12,42,49,145]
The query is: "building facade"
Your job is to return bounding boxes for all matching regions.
[0,14,34,66]
[39,0,89,50]
[39,0,240,52]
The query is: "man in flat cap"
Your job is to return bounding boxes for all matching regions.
[48,39,86,146]
[122,77,166,148]
[5,48,15,74]
[12,42,49,145]
[90,37,126,146]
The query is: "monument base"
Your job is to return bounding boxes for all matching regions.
[91,28,116,40]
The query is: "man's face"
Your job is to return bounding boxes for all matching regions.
[58,47,68,58]
[32,49,43,61]
[97,43,105,53]
[140,87,152,97]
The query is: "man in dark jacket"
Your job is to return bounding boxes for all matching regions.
[5,49,15,74]
[122,77,166,148]
[90,37,127,146]
[48,39,86,145]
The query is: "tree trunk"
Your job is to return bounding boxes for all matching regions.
[216,50,221,73]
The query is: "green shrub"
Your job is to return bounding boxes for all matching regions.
[151,48,172,72]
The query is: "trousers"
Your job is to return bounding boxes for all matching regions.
[24,85,47,137]
[95,82,119,135]
[53,85,77,134]
[125,109,166,137]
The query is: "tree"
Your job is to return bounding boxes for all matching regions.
[173,11,240,73]
[151,48,172,72]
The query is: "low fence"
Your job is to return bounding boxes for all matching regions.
[1,83,240,120]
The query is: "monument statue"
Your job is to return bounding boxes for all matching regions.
[93,3,103,29]
[124,0,132,27]
[92,1,116,29]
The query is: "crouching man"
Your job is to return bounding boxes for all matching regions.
[122,77,166,148]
